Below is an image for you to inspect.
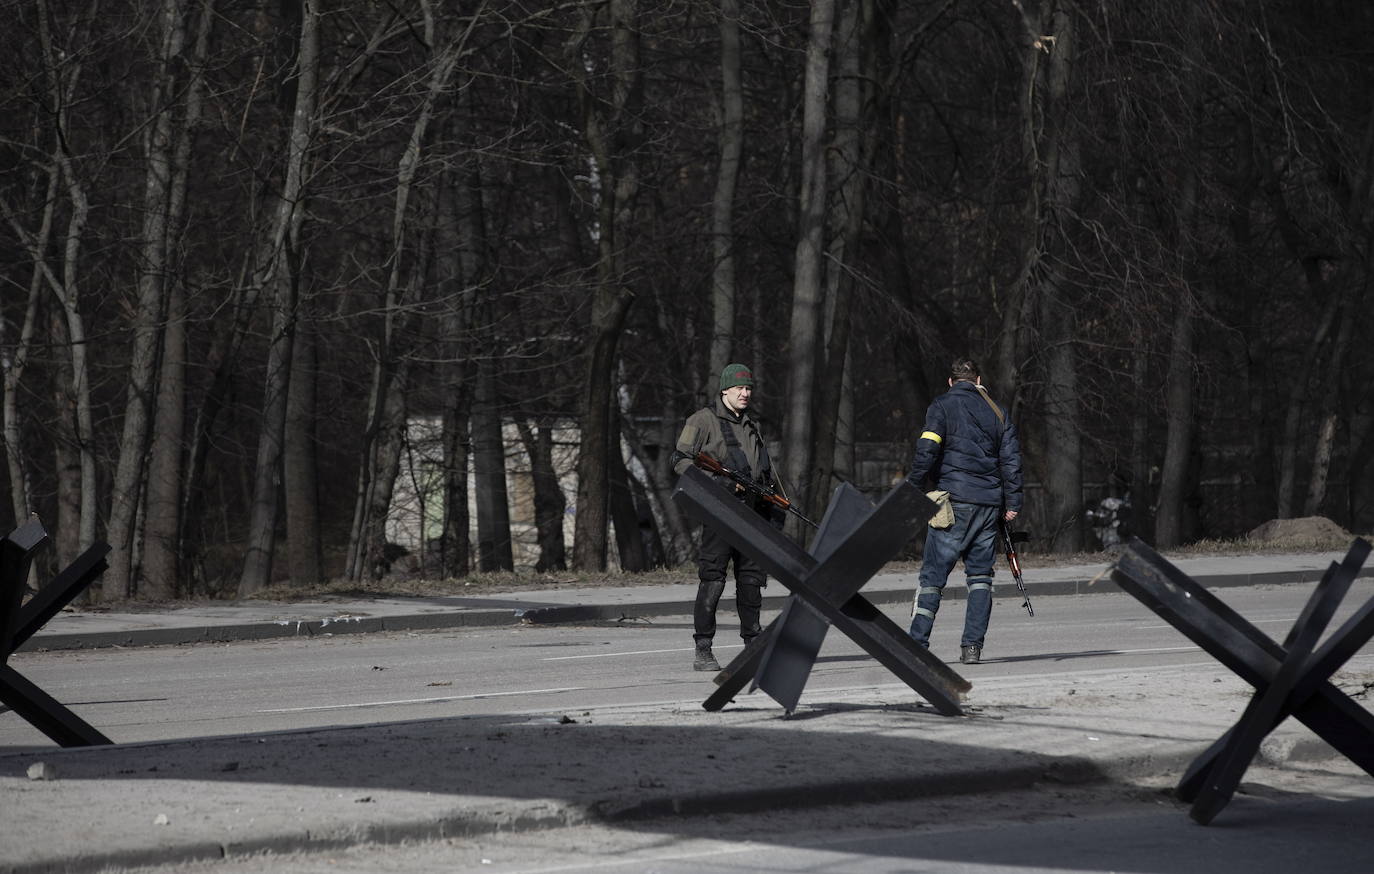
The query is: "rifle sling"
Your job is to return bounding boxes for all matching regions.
[720,410,773,485]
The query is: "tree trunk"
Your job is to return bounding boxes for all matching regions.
[1304,279,1362,516]
[180,279,259,594]
[140,263,186,600]
[1154,292,1196,547]
[994,15,1043,405]
[1040,281,1084,551]
[237,275,298,596]
[1264,156,1347,518]
[362,363,412,580]
[43,32,101,556]
[434,145,473,579]
[629,402,693,565]
[350,192,438,588]
[810,0,868,520]
[517,420,567,573]
[455,117,511,574]
[238,0,320,596]
[472,359,514,572]
[608,405,647,572]
[1128,348,1154,543]
[573,308,633,571]
[2,221,45,527]
[142,0,213,599]
[441,396,473,578]
[344,17,471,581]
[1303,96,1374,516]
[49,313,82,569]
[998,0,1075,412]
[871,0,933,439]
[1305,413,1339,518]
[781,0,836,523]
[625,449,667,569]
[1009,0,1080,547]
[571,0,642,571]
[283,317,323,585]
[1346,402,1374,525]
[709,0,744,381]
[1153,11,1206,547]
[105,0,193,599]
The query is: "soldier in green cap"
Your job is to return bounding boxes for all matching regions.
[670,363,785,671]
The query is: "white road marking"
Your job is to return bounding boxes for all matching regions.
[1139,618,1292,629]
[541,645,743,661]
[541,643,1198,664]
[257,686,585,714]
[1091,645,1198,654]
[464,839,773,873]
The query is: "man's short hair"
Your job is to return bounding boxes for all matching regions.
[950,357,980,382]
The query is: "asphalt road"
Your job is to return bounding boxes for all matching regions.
[4,581,1370,747]
[104,771,1374,874]
[6,581,1374,874]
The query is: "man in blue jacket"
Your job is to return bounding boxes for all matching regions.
[905,358,1024,664]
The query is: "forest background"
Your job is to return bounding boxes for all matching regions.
[3,0,1373,602]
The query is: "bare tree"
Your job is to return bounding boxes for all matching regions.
[143,0,215,599]
[608,404,647,571]
[434,147,473,579]
[517,419,566,572]
[1008,0,1086,549]
[103,0,201,599]
[781,0,836,521]
[1302,97,1374,515]
[570,0,644,571]
[2,200,49,526]
[1154,290,1197,546]
[709,0,744,381]
[3,6,129,575]
[472,357,514,571]
[460,159,513,575]
[238,0,321,596]
[32,0,101,558]
[810,0,871,520]
[283,315,323,585]
[344,3,480,581]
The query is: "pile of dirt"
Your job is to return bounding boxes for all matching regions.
[1246,516,1353,548]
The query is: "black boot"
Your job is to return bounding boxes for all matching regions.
[694,640,721,672]
[959,645,982,665]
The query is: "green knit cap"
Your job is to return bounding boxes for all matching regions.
[719,363,755,392]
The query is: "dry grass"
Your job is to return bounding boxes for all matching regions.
[246,565,697,603]
[234,527,1369,604]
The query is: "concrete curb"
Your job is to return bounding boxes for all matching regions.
[21,609,523,653]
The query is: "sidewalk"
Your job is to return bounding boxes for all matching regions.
[20,550,1369,653]
[2,550,1372,874]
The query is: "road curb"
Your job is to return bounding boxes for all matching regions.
[20,610,525,653]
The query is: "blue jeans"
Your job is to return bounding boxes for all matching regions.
[908,502,998,649]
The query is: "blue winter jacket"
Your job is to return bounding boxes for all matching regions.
[905,381,1024,510]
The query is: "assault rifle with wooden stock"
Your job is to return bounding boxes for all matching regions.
[693,452,818,529]
[999,518,1034,617]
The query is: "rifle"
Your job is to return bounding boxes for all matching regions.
[693,452,818,529]
[999,518,1034,617]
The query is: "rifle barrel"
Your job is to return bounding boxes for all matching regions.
[691,452,818,528]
